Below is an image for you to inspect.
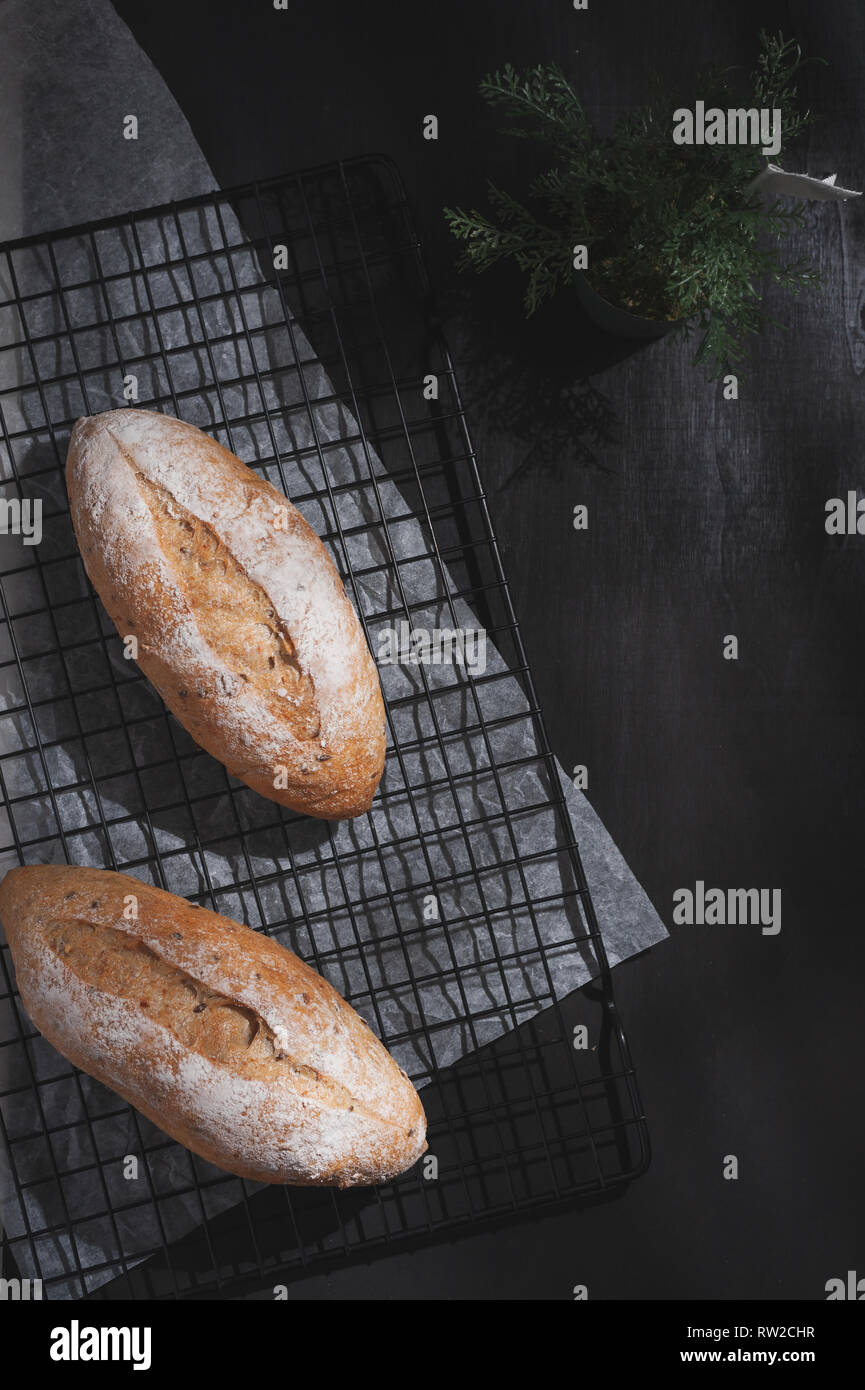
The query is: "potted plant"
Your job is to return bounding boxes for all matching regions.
[444,32,834,377]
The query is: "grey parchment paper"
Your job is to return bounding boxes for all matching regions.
[0,0,667,1296]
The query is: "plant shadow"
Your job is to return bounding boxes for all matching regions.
[439,266,665,487]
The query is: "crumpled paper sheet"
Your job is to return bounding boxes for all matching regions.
[0,0,667,1297]
[748,163,861,201]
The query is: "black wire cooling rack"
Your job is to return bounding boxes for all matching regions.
[0,155,648,1299]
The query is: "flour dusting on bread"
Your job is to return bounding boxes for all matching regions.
[65,409,386,819]
[0,866,426,1186]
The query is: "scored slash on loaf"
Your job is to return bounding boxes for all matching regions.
[65,409,387,819]
[0,866,428,1186]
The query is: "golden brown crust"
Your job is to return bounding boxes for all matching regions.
[65,409,386,819]
[0,865,426,1186]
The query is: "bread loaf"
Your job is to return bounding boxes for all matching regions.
[65,409,386,819]
[0,865,426,1186]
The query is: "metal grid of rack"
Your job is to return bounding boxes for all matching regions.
[0,155,647,1299]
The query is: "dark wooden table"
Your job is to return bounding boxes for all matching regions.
[111,0,865,1299]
